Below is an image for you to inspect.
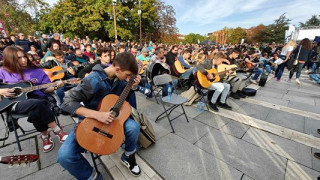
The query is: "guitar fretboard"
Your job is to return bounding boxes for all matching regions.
[22,82,58,93]
[113,76,136,111]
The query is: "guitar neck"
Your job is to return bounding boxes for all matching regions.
[215,68,236,75]
[22,82,58,93]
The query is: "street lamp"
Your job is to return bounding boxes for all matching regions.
[138,0,142,45]
[112,0,117,42]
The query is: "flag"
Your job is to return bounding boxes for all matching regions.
[0,18,8,37]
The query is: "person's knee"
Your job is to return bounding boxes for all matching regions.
[125,119,140,134]
[215,84,224,92]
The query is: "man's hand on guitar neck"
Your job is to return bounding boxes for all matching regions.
[131,75,141,90]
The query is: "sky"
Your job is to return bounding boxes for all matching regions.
[46,0,320,35]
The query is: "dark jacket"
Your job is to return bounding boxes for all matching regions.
[15,39,30,52]
[293,45,312,62]
[61,64,136,118]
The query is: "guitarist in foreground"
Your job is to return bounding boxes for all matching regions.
[197,52,232,112]
[58,52,141,179]
[0,46,68,153]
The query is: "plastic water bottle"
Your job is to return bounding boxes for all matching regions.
[201,100,205,113]
[196,100,201,112]
[167,84,172,100]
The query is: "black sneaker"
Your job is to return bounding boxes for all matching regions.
[121,153,141,177]
[230,92,240,99]
[217,102,232,110]
[317,129,320,135]
[208,102,219,112]
[314,153,320,160]
[236,91,247,98]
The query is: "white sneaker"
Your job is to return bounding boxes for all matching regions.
[250,79,258,84]
[305,70,310,73]
[296,79,301,85]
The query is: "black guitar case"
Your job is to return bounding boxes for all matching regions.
[242,88,256,96]
[148,62,170,81]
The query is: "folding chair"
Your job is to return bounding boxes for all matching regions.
[193,72,210,111]
[153,74,189,133]
[1,97,61,152]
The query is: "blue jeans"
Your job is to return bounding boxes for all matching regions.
[161,79,178,97]
[289,63,305,79]
[208,82,230,104]
[57,118,140,180]
[180,67,196,79]
[310,74,320,83]
[252,68,262,80]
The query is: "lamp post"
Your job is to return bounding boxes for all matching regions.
[138,0,142,45]
[112,0,117,42]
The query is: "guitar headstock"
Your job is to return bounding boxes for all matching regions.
[64,78,82,85]
[0,154,38,166]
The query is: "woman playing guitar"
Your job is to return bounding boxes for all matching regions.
[0,46,68,153]
[58,52,142,179]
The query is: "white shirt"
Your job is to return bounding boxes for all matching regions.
[280,46,294,56]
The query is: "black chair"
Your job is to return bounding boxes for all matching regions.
[0,97,61,152]
[153,74,189,133]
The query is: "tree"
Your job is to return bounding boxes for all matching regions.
[184,33,206,44]
[0,0,48,36]
[38,0,159,41]
[155,0,178,43]
[245,24,266,43]
[299,15,320,27]
[228,27,246,44]
[259,13,290,43]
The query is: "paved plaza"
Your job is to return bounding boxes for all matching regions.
[1,70,320,180]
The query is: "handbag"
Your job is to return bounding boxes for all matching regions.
[131,107,156,148]
[293,45,302,66]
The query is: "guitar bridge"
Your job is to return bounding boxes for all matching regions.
[92,127,113,139]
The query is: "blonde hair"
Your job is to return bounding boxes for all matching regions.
[283,40,296,50]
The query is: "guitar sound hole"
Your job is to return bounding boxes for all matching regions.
[52,72,58,76]
[13,88,22,98]
[110,107,120,118]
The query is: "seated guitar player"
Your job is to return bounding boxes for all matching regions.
[0,46,67,153]
[58,52,141,179]
[197,52,232,112]
[177,48,197,79]
[224,48,247,99]
[147,47,175,97]
[39,49,77,105]
[244,49,262,84]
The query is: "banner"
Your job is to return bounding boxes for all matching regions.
[0,18,8,38]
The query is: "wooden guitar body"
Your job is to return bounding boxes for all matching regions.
[75,94,131,155]
[173,60,188,75]
[138,61,149,75]
[197,68,220,88]
[217,64,238,76]
[43,66,65,82]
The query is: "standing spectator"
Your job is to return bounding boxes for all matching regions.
[46,33,61,50]
[274,40,296,81]
[288,38,313,85]
[15,33,31,52]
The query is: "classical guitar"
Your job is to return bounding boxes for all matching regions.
[217,64,238,76]
[43,62,90,81]
[138,61,149,75]
[173,60,190,75]
[0,154,38,166]
[75,73,137,155]
[0,78,81,112]
[197,67,237,88]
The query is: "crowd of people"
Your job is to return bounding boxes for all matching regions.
[0,32,320,179]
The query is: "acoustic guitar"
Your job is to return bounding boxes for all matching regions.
[0,154,38,166]
[138,61,149,75]
[75,74,137,155]
[173,60,190,75]
[217,64,238,76]
[197,67,237,88]
[43,62,90,81]
[0,78,81,112]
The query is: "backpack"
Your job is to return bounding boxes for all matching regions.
[259,70,268,87]
[131,107,156,148]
